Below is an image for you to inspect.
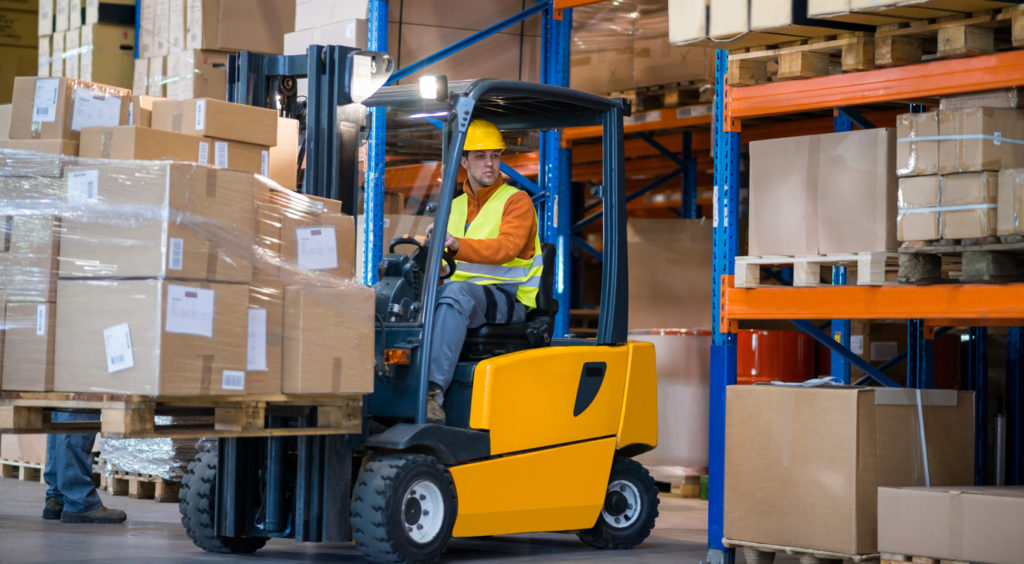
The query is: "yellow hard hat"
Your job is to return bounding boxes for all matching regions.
[464,119,506,152]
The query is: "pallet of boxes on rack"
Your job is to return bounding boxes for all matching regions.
[896,89,1024,284]
[38,0,138,90]
[134,0,293,100]
[0,75,371,440]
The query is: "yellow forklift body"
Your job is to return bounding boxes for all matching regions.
[449,436,616,537]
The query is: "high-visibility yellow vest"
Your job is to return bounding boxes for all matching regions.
[447,183,543,310]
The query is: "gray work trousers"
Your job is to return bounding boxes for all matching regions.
[427,281,525,404]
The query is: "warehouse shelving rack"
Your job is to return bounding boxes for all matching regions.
[708,49,1024,563]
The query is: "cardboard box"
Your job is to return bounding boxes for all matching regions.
[37,35,50,77]
[282,284,374,394]
[0,139,79,175]
[39,0,54,35]
[139,0,154,58]
[897,174,940,241]
[164,49,228,100]
[0,434,47,465]
[168,0,185,51]
[187,0,294,54]
[206,138,269,176]
[709,0,747,38]
[245,283,282,395]
[938,107,1024,174]
[8,76,129,141]
[129,93,162,127]
[668,0,707,44]
[2,301,56,391]
[78,124,204,160]
[152,97,278,146]
[283,18,366,55]
[147,54,164,96]
[132,56,149,95]
[0,46,38,104]
[749,134,818,255]
[633,38,711,88]
[280,211,356,283]
[724,386,975,555]
[54,279,250,396]
[940,171,998,239]
[627,219,711,330]
[79,23,135,88]
[896,111,941,177]
[153,0,168,55]
[269,116,298,189]
[571,47,634,95]
[817,128,897,253]
[55,0,67,31]
[355,213,432,279]
[293,0,366,31]
[940,87,1024,111]
[0,214,60,302]
[0,8,38,47]
[0,103,9,139]
[49,29,63,75]
[878,486,1024,564]
[59,162,255,281]
[62,27,79,78]
[998,168,1024,236]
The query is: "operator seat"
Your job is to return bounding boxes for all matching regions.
[460,243,558,361]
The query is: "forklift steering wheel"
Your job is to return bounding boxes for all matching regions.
[388,237,457,280]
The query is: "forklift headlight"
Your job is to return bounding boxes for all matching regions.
[418,75,448,101]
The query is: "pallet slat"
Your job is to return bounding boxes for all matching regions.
[735,252,899,288]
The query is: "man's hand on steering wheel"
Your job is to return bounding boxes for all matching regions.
[444,232,459,255]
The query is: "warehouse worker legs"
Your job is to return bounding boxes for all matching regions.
[43,411,126,524]
[426,281,525,423]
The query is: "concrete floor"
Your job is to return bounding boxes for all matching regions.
[0,476,800,563]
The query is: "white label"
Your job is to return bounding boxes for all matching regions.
[346,21,355,38]
[67,169,99,202]
[103,322,135,373]
[128,102,134,125]
[169,237,184,270]
[165,284,215,338]
[198,141,209,165]
[214,141,228,168]
[850,335,864,355]
[70,88,122,132]
[35,304,47,336]
[246,308,267,371]
[195,98,206,130]
[221,370,245,391]
[260,150,269,176]
[33,78,60,122]
[296,226,338,270]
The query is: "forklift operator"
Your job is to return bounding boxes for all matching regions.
[426,119,544,424]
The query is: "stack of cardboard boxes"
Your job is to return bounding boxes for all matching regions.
[0,75,373,398]
[896,97,1024,242]
[0,0,38,103]
[134,0,293,99]
[38,0,136,89]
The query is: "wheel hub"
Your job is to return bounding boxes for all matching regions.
[402,480,445,544]
[601,479,641,529]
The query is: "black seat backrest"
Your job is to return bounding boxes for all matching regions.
[532,242,557,316]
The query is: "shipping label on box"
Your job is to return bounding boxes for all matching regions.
[8,76,129,142]
[55,279,250,396]
[2,301,56,391]
[58,162,254,281]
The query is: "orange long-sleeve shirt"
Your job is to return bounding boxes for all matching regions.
[452,179,538,266]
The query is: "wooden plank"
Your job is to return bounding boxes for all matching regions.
[937,24,995,57]
[107,476,129,496]
[0,406,46,432]
[153,480,181,503]
[778,51,832,80]
[128,478,156,500]
[214,403,266,433]
[875,35,924,66]
[101,405,155,437]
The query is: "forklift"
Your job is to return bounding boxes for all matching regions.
[178,46,660,563]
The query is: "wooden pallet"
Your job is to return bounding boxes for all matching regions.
[874,6,1024,66]
[608,80,714,112]
[0,458,45,483]
[881,552,968,564]
[728,33,876,85]
[899,237,1023,283]
[0,392,363,439]
[735,252,898,288]
[98,469,181,503]
[723,538,878,563]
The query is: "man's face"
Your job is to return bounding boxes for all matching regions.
[461,149,502,189]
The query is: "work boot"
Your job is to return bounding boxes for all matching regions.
[427,389,446,425]
[42,497,63,520]
[60,506,126,524]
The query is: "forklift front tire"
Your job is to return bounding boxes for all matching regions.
[179,449,268,554]
[351,453,457,563]
[577,456,660,550]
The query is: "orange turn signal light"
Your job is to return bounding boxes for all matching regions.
[385,348,411,365]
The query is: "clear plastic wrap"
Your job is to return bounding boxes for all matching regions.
[0,145,375,397]
[98,416,205,480]
[896,172,998,242]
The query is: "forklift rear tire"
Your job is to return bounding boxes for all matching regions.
[351,453,457,563]
[179,449,268,554]
[577,456,660,550]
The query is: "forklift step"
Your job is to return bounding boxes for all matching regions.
[0,392,363,439]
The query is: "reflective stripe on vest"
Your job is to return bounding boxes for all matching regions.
[447,183,543,309]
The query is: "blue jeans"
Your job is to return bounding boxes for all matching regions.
[43,411,102,513]
[427,281,525,403]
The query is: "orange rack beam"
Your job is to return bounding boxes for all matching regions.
[719,275,1024,333]
[729,50,1024,119]
[563,108,712,145]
